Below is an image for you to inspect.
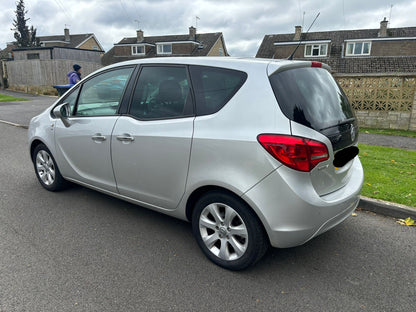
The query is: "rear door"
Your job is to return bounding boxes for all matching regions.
[111,65,194,209]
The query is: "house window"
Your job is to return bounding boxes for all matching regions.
[304,44,328,57]
[132,45,145,55]
[27,53,40,60]
[346,42,371,56]
[157,44,172,55]
[219,48,224,56]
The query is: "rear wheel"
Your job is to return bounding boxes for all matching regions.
[192,191,269,270]
[32,144,67,191]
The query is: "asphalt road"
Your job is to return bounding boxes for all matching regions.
[1,120,415,311]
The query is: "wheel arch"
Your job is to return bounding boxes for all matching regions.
[185,185,270,244]
[30,139,46,161]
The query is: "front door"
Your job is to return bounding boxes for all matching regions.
[54,67,135,192]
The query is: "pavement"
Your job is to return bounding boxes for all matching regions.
[1,89,415,220]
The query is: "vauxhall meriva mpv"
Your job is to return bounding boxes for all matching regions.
[29,57,364,270]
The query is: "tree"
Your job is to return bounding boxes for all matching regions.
[12,0,40,48]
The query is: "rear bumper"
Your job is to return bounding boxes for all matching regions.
[242,157,364,248]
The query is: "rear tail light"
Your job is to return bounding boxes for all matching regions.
[257,134,329,172]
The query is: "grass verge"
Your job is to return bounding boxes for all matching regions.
[358,143,416,207]
[360,127,416,138]
[0,94,28,102]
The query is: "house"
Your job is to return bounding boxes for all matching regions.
[11,28,104,63]
[256,18,416,74]
[102,27,229,66]
[38,28,104,51]
[5,28,104,94]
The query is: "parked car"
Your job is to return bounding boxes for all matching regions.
[28,57,363,270]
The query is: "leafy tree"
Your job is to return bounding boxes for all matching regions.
[12,0,40,47]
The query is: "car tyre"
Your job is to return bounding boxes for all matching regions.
[192,191,269,270]
[32,144,67,192]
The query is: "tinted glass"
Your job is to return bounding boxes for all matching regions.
[129,66,192,119]
[61,87,80,114]
[270,67,355,130]
[189,65,247,116]
[75,67,133,116]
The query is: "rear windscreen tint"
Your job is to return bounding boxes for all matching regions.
[189,65,247,116]
[269,67,355,131]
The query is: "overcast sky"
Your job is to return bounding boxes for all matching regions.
[1,0,416,57]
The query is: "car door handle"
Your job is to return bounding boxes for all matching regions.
[116,134,135,142]
[91,134,107,142]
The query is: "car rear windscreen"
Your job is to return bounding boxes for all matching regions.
[269,67,358,150]
[269,67,355,131]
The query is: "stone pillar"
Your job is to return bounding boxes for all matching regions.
[410,89,416,130]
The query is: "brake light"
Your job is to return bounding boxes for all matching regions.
[257,134,329,172]
[311,61,322,68]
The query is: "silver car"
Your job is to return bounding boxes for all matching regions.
[28,57,363,270]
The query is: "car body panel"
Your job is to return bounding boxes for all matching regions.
[111,116,194,210]
[54,116,119,192]
[28,57,364,252]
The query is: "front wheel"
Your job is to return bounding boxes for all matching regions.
[32,144,67,191]
[192,191,269,270]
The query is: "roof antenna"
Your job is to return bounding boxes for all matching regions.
[288,12,320,60]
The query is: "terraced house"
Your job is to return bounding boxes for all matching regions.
[102,27,228,66]
[256,18,416,130]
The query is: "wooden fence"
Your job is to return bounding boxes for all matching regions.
[6,59,102,95]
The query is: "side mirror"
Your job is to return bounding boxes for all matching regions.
[53,103,71,127]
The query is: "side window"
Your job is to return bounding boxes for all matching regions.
[189,66,247,116]
[129,66,192,119]
[74,67,134,117]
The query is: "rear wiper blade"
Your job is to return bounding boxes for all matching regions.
[320,118,355,131]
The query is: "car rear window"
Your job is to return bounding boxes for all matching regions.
[269,67,355,132]
[189,65,247,116]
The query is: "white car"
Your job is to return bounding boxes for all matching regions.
[29,57,363,270]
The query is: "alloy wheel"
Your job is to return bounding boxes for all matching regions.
[199,202,248,261]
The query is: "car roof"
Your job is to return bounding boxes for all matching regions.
[88,57,331,80]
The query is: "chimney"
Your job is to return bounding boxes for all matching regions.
[379,17,388,37]
[189,26,196,41]
[136,29,144,42]
[64,28,70,42]
[294,26,302,41]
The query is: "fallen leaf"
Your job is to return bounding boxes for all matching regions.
[410,164,415,167]
[396,217,415,226]
[363,152,369,156]
[373,191,380,194]
[366,183,372,186]
[352,212,358,217]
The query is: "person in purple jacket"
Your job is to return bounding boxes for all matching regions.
[67,64,81,85]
